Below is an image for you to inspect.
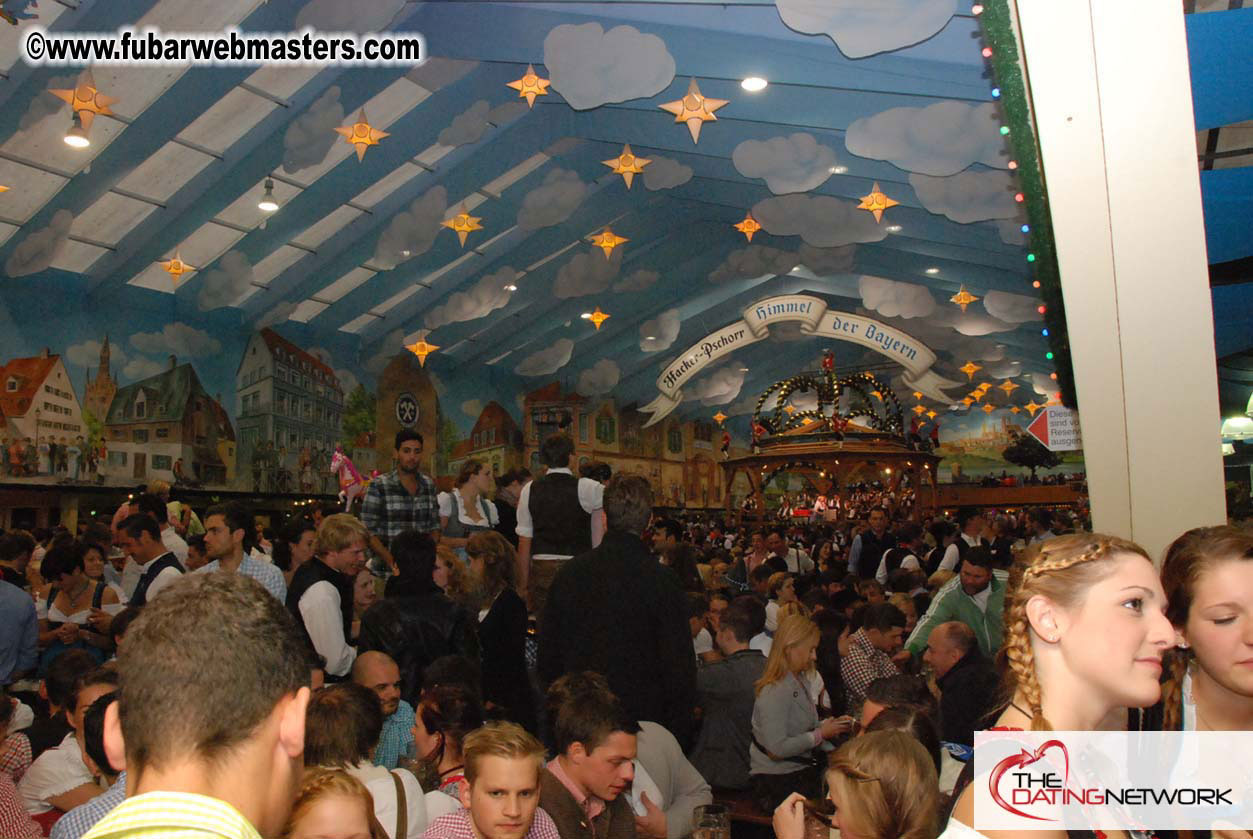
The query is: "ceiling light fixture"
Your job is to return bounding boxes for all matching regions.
[828,165,847,174]
[925,267,940,275]
[741,77,768,92]
[580,312,592,319]
[504,284,518,292]
[644,335,656,341]
[64,112,90,148]
[886,224,902,233]
[258,178,279,213]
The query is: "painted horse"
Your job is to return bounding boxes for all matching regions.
[330,447,372,510]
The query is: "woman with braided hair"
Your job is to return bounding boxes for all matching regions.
[1134,526,1253,733]
[941,533,1174,839]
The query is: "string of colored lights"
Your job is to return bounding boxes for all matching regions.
[974,0,1075,408]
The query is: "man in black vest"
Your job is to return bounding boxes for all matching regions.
[286,513,366,680]
[515,434,603,615]
[538,475,696,746]
[849,507,895,579]
[954,509,988,570]
[874,522,925,584]
[115,514,184,607]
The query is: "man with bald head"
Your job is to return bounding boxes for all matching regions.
[352,650,414,769]
[922,621,997,747]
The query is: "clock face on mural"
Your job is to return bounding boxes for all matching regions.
[396,393,419,427]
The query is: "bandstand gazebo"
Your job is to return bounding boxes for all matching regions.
[721,362,940,521]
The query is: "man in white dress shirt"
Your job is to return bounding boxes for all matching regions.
[286,514,367,678]
[114,514,184,607]
[515,434,604,615]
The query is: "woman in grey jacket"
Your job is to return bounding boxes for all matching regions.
[749,614,853,810]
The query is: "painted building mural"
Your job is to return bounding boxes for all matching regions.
[0,296,1082,504]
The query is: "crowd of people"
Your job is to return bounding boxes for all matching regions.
[0,427,1249,839]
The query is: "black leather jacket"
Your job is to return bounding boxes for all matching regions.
[357,592,480,704]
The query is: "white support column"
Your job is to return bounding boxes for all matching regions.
[1015,0,1225,559]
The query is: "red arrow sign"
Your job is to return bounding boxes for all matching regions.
[1026,411,1050,446]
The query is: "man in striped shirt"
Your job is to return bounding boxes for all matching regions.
[82,573,312,839]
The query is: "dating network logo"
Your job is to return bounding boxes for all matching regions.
[987,736,1234,824]
[989,739,1074,822]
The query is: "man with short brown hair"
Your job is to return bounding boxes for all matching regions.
[82,573,311,839]
[539,684,640,839]
[515,434,604,615]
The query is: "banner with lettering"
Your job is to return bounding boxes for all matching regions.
[640,295,964,427]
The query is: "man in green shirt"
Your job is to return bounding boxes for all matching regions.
[905,547,1006,660]
[83,573,313,839]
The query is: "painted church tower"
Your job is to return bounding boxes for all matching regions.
[84,335,118,421]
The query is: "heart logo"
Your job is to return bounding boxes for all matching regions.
[988,739,1070,822]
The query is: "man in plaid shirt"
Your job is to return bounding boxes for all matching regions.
[352,651,414,770]
[362,430,440,547]
[423,722,560,839]
[840,602,908,709]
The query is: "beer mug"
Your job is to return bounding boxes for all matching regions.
[692,803,730,839]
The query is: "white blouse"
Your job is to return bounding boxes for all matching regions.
[437,491,499,528]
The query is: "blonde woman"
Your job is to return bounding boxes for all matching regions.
[773,730,938,839]
[749,614,854,810]
[888,592,918,635]
[942,533,1174,839]
[282,768,387,839]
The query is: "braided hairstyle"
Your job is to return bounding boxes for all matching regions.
[999,533,1150,730]
[1159,526,1253,731]
[282,768,384,839]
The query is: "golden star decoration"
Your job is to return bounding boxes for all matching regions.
[507,64,550,108]
[970,390,984,403]
[50,69,117,134]
[587,307,611,330]
[977,382,992,392]
[441,210,483,247]
[713,411,728,425]
[733,212,762,242]
[603,144,651,189]
[159,252,195,282]
[658,78,727,144]
[959,361,982,381]
[783,404,797,416]
[334,108,388,161]
[998,380,1020,396]
[405,337,440,367]
[926,410,937,420]
[587,228,628,259]
[961,397,974,407]
[1023,401,1043,417]
[982,403,995,414]
[912,391,923,401]
[857,181,899,224]
[912,404,926,416]
[0,184,8,193]
[950,285,980,312]
[1009,406,1021,414]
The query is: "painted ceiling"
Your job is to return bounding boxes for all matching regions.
[0,0,1248,434]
